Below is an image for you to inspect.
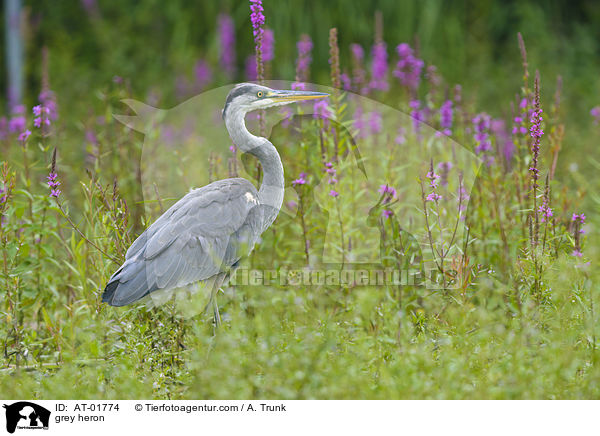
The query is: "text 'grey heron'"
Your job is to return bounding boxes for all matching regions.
[102,84,328,324]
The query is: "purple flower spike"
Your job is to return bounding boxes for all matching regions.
[393,43,424,91]
[218,14,236,77]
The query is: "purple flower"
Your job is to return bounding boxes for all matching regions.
[8,116,26,133]
[313,100,332,121]
[538,203,553,222]
[47,171,61,198]
[218,14,236,77]
[369,111,382,134]
[529,75,543,184]
[473,113,494,165]
[395,127,406,145]
[194,60,212,91]
[39,90,58,121]
[292,172,307,186]
[350,43,367,93]
[572,213,586,224]
[437,161,453,186]
[18,130,31,142]
[591,106,600,124]
[439,100,453,135]
[410,100,425,135]
[262,28,274,62]
[426,170,441,188]
[519,98,528,109]
[571,249,583,258]
[249,0,265,81]
[369,42,388,91]
[329,190,339,198]
[293,34,313,90]
[378,184,397,204]
[426,192,442,202]
[393,43,424,91]
[351,44,364,61]
[382,209,393,219]
[249,0,265,38]
[33,104,51,129]
[340,73,351,91]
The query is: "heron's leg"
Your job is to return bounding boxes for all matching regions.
[210,273,227,331]
[212,296,221,327]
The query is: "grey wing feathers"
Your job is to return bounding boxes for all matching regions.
[102,178,263,306]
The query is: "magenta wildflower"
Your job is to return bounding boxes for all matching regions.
[491,119,515,162]
[194,60,212,91]
[382,209,393,219]
[329,190,339,198]
[324,162,338,185]
[292,172,307,186]
[473,113,494,166]
[351,43,364,62]
[571,249,583,258]
[410,100,425,136]
[591,106,600,124]
[426,65,440,88]
[313,100,332,121]
[378,184,397,204]
[395,127,406,145]
[426,170,441,188]
[437,161,453,186]
[340,73,351,91]
[370,41,389,91]
[393,43,424,91]
[47,172,61,198]
[369,111,382,134]
[249,0,265,82]
[218,14,236,77]
[572,213,586,224]
[18,129,31,143]
[350,43,367,92]
[529,73,543,185]
[39,90,58,121]
[438,100,453,136]
[33,105,51,128]
[262,28,275,62]
[8,115,26,133]
[353,106,367,139]
[538,203,553,222]
[293,34,313,89]
[426,192,442,202]
[47,148,61,199]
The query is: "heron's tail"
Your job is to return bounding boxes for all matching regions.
[101,280,120,305]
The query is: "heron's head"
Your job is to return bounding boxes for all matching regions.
[223,83,328,121]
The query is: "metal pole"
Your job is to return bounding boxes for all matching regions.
[5,0,23,110]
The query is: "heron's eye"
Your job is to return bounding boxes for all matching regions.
[257,91,264,98]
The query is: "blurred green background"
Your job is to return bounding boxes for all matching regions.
[3,0,599,180]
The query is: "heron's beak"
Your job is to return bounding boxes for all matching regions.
[269,89,329,103]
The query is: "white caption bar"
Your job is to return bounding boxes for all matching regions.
[0,400,596,435]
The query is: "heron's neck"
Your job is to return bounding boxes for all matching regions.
[225,109,284,229]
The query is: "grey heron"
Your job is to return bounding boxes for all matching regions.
[102,83,328,324]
